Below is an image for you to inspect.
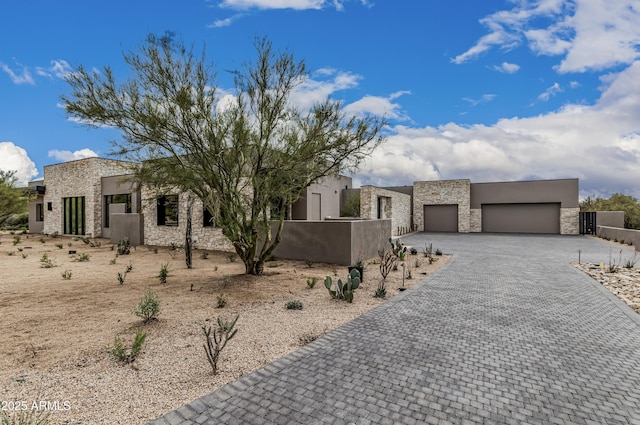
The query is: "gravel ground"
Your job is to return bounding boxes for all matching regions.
[0,232,447,424]
[575,261,640,312]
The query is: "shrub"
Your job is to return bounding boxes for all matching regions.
[624,252,638,269]
[39,253,54,268]
[203,315,239,374]
[61,270,72,280]
[158,263,170,283]
[200,252,209,259]
[1,408,50,425]
[304,257,314,268]
[285,300,303,310]
[374,280,386,298]
[55,243,63,249]
[216,294,227,308]
[132,288,161,323]
[117,271,127,285]
[71,253,91,262]
[117,238,131,255]
[110,329,147,363]
[12,236,20,246]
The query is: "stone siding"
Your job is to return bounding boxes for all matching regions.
[141,187,233,251]
[413,180,471,233]
[560,207,579,235]
[42,158,134,237]
[470,209,482,233]
[359,186,412,236]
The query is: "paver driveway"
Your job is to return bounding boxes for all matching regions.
[149,234,640,425]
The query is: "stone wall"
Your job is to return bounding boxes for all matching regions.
[470,209,482,233]
[559,208,579,235]
[359,186,412,236]
[42,158,134,237]
[141,187,233,251]
[413,180,471,232]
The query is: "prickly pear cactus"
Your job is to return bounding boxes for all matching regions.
[325,271,360,303]
[324,276,337,299]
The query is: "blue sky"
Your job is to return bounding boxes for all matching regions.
[1,0,639,199]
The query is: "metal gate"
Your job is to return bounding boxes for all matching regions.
[579,211,596,235]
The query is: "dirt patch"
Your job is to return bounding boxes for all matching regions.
[0,231,448,424]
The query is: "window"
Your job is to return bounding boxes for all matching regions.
[47,202,52,211]
[104,194,132,228]
[35,203,44,222]
[63,196,85,235]
[203,207,216,227]
[157,195,179,226]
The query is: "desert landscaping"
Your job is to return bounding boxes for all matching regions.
[0,231,449,424]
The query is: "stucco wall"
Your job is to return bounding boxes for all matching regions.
[596,211,625,228]
[42,158,134,237]
[470,178,579,208]
[271,219,391,266]
[597,226,640,251]
[28,180,45,234]
[413,180,471,233]
[293,176,351,220]
[359,186,411,236]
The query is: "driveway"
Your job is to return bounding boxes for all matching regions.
[149,234,640,425]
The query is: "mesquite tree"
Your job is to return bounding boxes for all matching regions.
[61,34,385,274]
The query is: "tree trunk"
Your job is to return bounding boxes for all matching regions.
[185,198,193,269]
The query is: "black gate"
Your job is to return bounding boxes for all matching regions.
[579,211,596,235]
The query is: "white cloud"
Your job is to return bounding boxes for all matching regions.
[219,0,326,10]
[0,62,35,85]
[454,0,640,73]
[48,148,99,162]
[463,94,496,107]
[538,82,563,101]
[343,91,411,120]
[289,69,361,111]
[35,59,73,79]
[493,62,520,74]
[209,17,234,27]
[0,142,39,186]
[354,60,640,199]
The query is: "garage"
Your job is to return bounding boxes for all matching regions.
[482,203,560,234]
[424,204,458,232]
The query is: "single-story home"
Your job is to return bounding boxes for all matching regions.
[28,157,582,263]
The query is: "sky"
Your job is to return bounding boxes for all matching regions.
[1,0,639,199]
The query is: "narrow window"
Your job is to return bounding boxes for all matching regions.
[35,203,44,222]
[203,207,215,227]
[157,195,179,226]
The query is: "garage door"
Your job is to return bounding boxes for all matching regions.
[482,203,560,234]
[424,204,458,232]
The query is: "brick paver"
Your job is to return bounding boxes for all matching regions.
[149,234,640,424]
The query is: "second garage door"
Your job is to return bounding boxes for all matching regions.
[482,203,560,234]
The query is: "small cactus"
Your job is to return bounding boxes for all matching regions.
[324,269,360,303]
